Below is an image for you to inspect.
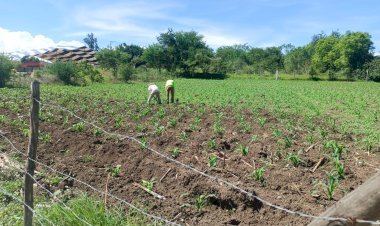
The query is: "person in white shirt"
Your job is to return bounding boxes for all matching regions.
[165,80,175,103]
[147,83,162,104]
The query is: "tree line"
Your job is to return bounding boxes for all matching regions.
[89,29,380,82]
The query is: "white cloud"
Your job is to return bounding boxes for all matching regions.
[0,27,83,53]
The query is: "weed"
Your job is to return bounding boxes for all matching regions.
[92,128,103,136]
[251,134,259,142]
[272,128,282,138]
[49,176,63,186]
[257,117,266,127]
[284,135,293,148]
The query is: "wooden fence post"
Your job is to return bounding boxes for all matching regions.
[24,80,40,226]
[308,171,380,226]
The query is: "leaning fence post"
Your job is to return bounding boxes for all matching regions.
[24,80,40,226]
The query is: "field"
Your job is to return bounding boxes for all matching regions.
[1,79,380,225]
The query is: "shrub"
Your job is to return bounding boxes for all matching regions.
[48,62,85,85]
[0,55,14,87]
[118,64,134,82]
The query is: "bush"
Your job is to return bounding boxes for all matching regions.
[48,62,85,85]
[118,64,134,82]
[0,55,14,87]
[78,61,104,83]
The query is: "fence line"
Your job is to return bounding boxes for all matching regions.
[0,186,51,226]
[0,133,181,226]
[1,97,380,225]
[34,99,380,225]
[0,151,93,226]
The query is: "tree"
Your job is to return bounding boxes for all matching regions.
[365,56,380,82]
[96,48,130,76]
[284,46,312,74]
[0,55,14,87]
[216,44,249,73]
[143,44,165,72]
[83,33,99,51]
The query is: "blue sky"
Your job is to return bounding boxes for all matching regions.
[1,0,380,53]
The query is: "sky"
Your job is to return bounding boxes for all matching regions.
[1,0,380,54]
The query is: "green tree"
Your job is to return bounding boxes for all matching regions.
[0,55,14,87]
[284,46,312,75]
[83,33,99,51]
[216,44,249,73]
[143,44,165,72]
[366,56,380,82]
[96,48,130,76]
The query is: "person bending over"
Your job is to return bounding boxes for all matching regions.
[165,79,175,104]
[147,83,162,104]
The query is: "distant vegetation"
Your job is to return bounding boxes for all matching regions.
[1,29,380,87]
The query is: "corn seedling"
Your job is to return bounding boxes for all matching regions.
[194,195,207,211]
[251,167,266,184]
[155,126,165,136]
[39,132,52,143]
[236,144,249,156]
[286,151,302,167]
[334,158,345,179]
[284,135,292,148]
[324,172,338,200]
[110,165,122,177]
[142,178,156,192]
[168,118,177,128]
[72,122,85,132]
[251,134,258,142]
[81,154,95,163]
[170,147,181,158]
[325,140,344,159]
[208,154,217,167]
[179,131,188,142]
[272,128,282,138]
[92,128,103,136]
[257,117,266,127]
[207,139,217,149]
[140,136,148,150]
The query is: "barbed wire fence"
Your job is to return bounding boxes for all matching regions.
[0,81,379,225]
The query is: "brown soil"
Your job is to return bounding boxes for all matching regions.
[1,102,379,226]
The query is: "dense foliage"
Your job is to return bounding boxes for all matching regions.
[0,55,14,87]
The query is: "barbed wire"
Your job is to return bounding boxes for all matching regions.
[0,133,181,226]
[0,186,51,226]
[0,151,93,226]
[35,99,380,225]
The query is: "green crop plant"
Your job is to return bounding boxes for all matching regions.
[63,115,69,126]
[0,115,6,123]
[49,176,63,186]
[324,172,338,200]
[284,135,293,148]
[179,131,188,142]
[251,167,266,184]
[155,126,165,136]
[272,128,282,138]
[168,118,177,128]
[39,132,52,143]
[114,117,123,128]
[257,117,266,127]
[140,136,148,150]
[110,165,122,177]
[81,154,95,163]
[286,151,302,167]
[334,158,345,179]
[236,144,249,156]
[170,147,181,158]
[208,154,217,167]
[142,178,156,192]
[157,108,165,119]
[194,195,207,211]
[72,122,85,132]
[251,134,259,142]
[207,139,217,149]
[325,140,345,159]
[92,128,103,136]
